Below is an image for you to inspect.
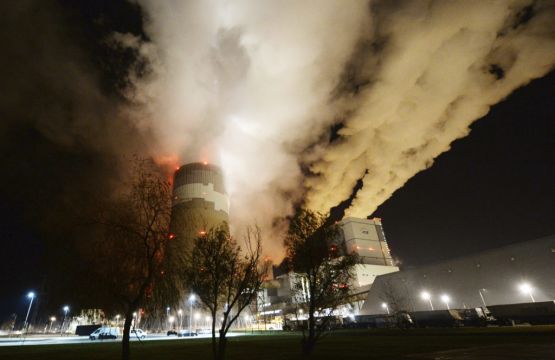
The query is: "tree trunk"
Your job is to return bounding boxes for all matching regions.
[211,312,217,360]
[302,308,316,356]
[217,330,228,360]
[122,312,133,360]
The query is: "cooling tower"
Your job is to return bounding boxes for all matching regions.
[170,162,229,252]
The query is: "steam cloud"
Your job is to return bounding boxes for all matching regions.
[3,1,553,259]
[117,0,555,252]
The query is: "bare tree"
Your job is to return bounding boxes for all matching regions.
[285,209,358,356]
[86,158,182,360]
[183,225,269,360]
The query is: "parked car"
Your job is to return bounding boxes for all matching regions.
[89,327,120,340]
[177,330,198,337]
[131,329,147,339]
[167,330,178,336]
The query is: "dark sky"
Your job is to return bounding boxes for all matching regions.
[372,70,555,267]
[0,0,554,323]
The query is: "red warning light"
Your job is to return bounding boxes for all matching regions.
[169,233,176,240]
[199,230,206,236]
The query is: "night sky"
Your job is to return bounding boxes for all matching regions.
[1,1,554,323]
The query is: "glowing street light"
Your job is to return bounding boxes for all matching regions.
[478,288,487,307]
[194,312,200,329]
[420,291,434,310]
[169,316,175,330]
[60,305,69,335]
[189,294,196,333]
[381,302,390,315]
[24,292,36,333]
[49,317,56,332]
[440,294,451,310]
[178,309,183,330]
[115,314,120,326]
[518,282,535,302]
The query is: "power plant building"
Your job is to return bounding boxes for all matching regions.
[170,162,229,252]
[338,217,399,288]
[360,234,555,315]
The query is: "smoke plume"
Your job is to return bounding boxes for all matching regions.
[118,0,555,252]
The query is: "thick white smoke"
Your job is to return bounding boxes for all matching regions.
[120,0,555,252]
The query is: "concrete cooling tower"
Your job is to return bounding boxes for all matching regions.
[170,162,229,252]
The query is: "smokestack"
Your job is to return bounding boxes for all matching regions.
[170,162,229,252]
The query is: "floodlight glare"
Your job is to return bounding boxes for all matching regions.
[518,282,536,302]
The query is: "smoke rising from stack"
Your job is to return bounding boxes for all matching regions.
[114,0,555,252]
[1,1,554,258]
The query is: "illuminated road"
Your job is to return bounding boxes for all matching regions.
[0,332,245,347]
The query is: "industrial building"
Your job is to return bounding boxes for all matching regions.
[170,162,229,252]
[338,217,398,289]
[360,234,555,315]
[258,217,399,325]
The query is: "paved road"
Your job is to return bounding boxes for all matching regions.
[0,332,244,347]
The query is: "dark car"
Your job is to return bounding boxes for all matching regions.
[167,330,178,336]
[177,330,198,337]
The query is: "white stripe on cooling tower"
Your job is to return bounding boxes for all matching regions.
[173,183,230,214]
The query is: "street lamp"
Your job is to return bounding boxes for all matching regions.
[381,302,390,315]
[169,316,175,330]
[420,291,434,310]
[189,294,196,333]
[178,309,183,330]
[115,314,120,326]
[24,292,36,333]
[440,294,451,310]
[60,305,69,336]
[49,317,56,333]
[194,312,200,330]
[478,288,487,307]
[166,307,170,330]
[519,283,535,303]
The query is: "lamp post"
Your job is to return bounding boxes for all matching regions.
[169,316,175,330]
[116,314,121,327]
[478,289,487,307]
[166,307,170,330]
[23,292,36,333]
[189,294,196,333]
[194,312,200,330]
[49,317,56,333]
[519,283,535,303]
[440,294,451,310]
[420,291,434,310]
[178,309,183,330]
[60,306,69,336]
[381,302,390,315]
